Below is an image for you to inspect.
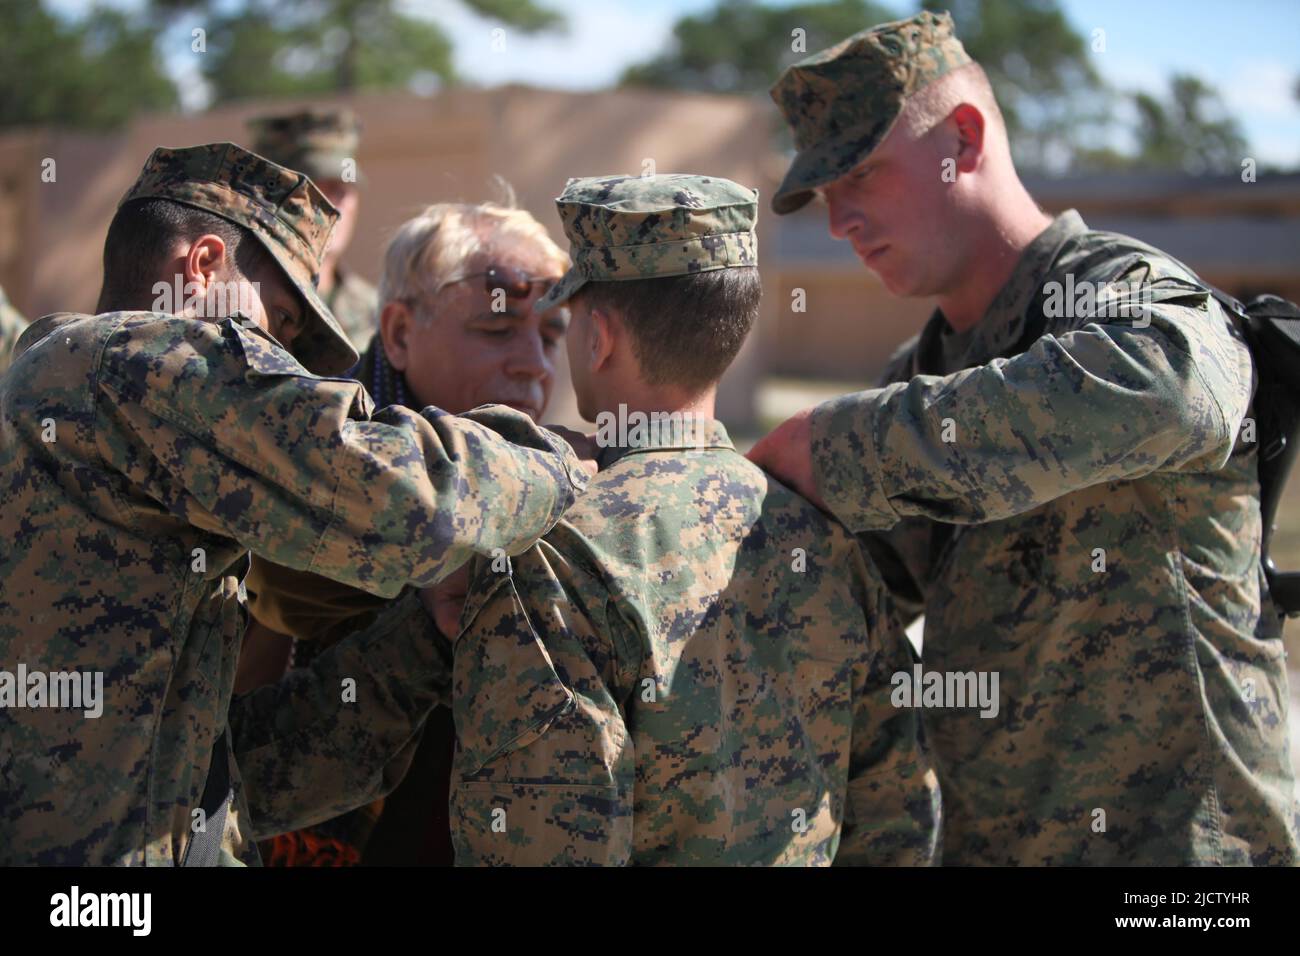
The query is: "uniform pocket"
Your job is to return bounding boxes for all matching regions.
[450,567,630,864]
[452,570,575,776]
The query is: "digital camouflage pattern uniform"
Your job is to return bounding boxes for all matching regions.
[0,283,28,375]
[450,175,941,866]
[771,12,1299,864]
[0,142,587,865]
[250,108,378,353]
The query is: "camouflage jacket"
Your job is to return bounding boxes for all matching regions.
[451,419,941,866]
[0,285,28,375]
[813,210,1299,865]
[326,268,379,355]
[0,311,586,865]
[227,589,451,848]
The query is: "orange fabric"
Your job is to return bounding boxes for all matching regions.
[264,828,363,867]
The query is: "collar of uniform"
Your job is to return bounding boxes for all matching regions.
[13,312,91,360]
[595,415,734,469]
[920,209,1088,373]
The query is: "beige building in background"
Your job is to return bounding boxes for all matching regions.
[2,84,1299,425]
[0,85,783,430]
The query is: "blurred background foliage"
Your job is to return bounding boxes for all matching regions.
[0,0,1290,174]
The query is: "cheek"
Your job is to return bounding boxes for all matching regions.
[565,323,584,370]
[400,325,459,403]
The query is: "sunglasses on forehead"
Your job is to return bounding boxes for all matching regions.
[440,264,557,299]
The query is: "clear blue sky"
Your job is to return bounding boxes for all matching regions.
[48,0,1300,166]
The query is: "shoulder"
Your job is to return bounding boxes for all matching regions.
[98,314,285,391]
[1056,228,1207,289]
[4,312,121,398]
[570,449,864,577]
[96,313,371,421]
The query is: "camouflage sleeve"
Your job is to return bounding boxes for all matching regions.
[812,292,1250,532]
[96,315,588,595]
[836,547,941,866]
[449,543,637,866]
[228,590,451,839]
[854,337,930,621]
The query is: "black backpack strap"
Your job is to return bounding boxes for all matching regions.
[1208,289,1300,617]
[181,729,233,867]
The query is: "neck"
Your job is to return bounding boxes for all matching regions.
[593,384,716,423]
[935,181,1053,334]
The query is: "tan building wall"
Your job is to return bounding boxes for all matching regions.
[3,88,1297,426]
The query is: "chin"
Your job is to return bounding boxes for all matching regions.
[877,267,920,299]
[574,394,600,425]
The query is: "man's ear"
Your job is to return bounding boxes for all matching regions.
[380,300,415,370]
[588,305,618,373]
[181,234,228,293]
[951,103,985,174]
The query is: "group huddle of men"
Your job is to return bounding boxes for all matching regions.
[0,11,1296,867]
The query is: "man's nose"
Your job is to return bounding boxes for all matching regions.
[506,330,551,380]
[826,195,862,241]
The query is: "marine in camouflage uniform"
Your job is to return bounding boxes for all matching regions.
[0,283,28,374]
[0,142,587,865]
[449,175,941,866]
[765,12,1299,864]
[249,108,379,354]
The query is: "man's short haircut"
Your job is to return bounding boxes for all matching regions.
[576,267,761,394]
[97,198,273,311]
[895,61,1005,141]
[378,182,569,317]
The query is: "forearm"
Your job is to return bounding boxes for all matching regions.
[99,319,588,601]
[813,315,1245,532]
[229,591,452,839]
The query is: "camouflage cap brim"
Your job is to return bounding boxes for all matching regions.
[533,269,587,313]
[771,119,896,215]
[249,228,359,376]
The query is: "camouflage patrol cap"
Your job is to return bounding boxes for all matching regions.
[119,142,359,376]
[248,107,362,184]
[769,10,971,214]
[534,173,758,313]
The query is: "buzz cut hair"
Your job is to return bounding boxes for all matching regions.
[895,61,1006,142]
[96,198,272,313]
[574,267,761,396]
